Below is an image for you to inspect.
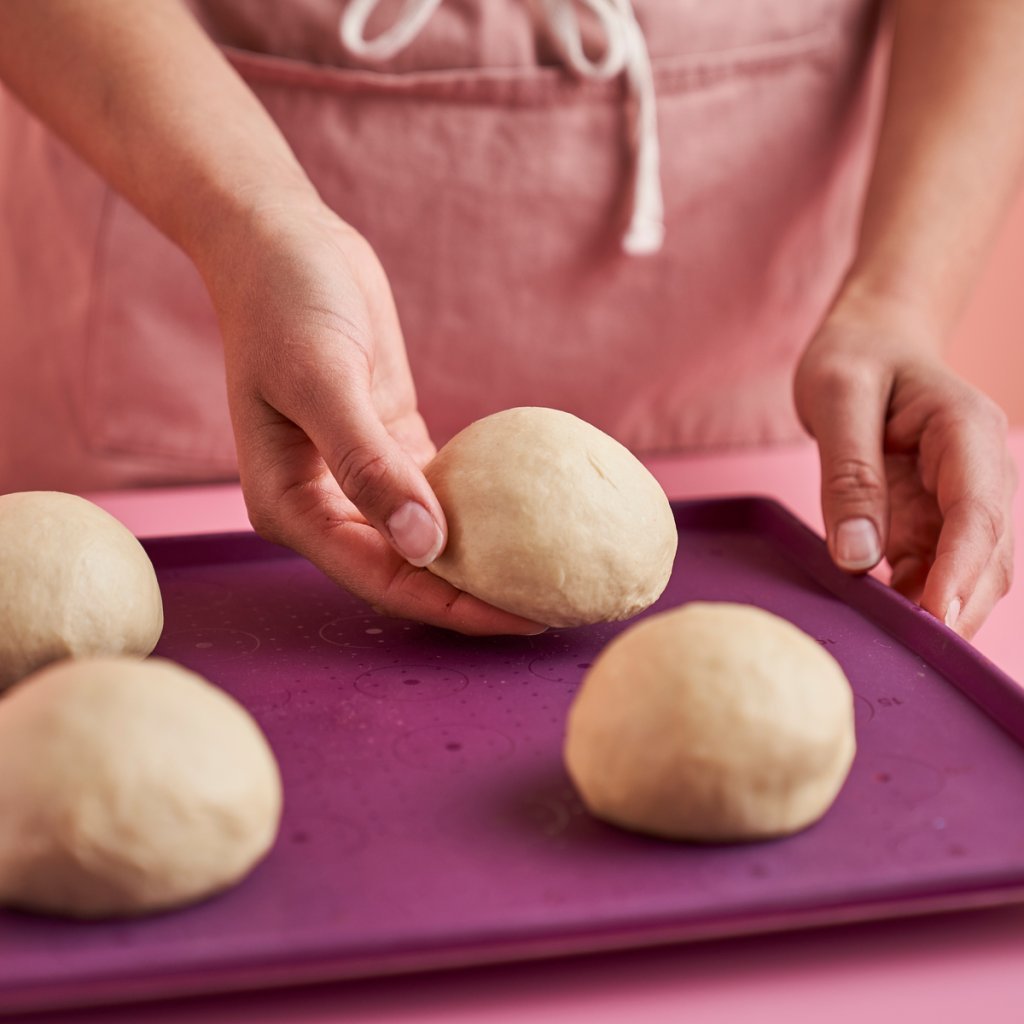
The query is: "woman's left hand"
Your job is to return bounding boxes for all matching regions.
[794,294,1016,639]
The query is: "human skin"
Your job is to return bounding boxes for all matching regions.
[794,0,1024,638]
[0,0,1020,637]
[0,0,545,635]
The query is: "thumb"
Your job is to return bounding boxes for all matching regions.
[302,390,447,568]
[797,366,889,575]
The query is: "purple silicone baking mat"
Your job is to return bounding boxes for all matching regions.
[4,496,1024,1016]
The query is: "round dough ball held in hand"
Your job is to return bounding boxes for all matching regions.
[0,491,164,691]
[565,603,856,842]
[424,407,678,627]
[0,657,282,918]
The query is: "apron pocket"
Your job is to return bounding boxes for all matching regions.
[80,8,875,469]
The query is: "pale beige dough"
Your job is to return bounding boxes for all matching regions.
[0,657,283,918]
[564,602,856,842]
[424,407,678,627]
[0,491,164,691]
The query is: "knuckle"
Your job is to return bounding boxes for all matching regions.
[808,354,878,403]
[331,442,394,513]
[376,563,426,618]
[947,387,1010,441]
[825,457,886,503]
[795,352,881,436]
[996,551,1015,597]
[953,494,1007,551]
[971,390,1010,435]
[980,500,1008,550]
[238,474,279,541]
[242,475,320,547]
[244,498,282,544]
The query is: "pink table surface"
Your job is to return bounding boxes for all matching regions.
[54,431,1024,1024]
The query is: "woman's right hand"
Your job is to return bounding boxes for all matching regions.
[199,197,545,636]
[0,0,538,635]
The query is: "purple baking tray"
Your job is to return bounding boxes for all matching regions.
[3,496,1024,1016]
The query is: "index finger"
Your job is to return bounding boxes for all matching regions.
[289,505,550,636]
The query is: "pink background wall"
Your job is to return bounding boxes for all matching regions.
[948,188,1024,424]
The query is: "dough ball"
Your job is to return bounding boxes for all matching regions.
[0,491,163,691]
[424,407,677,627]
[564,603,856,842]
[0,657,282,918]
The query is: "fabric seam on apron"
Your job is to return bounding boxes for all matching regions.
[222,24,842,106]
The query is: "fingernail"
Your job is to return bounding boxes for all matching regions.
[834,517,881,571]
[387,502,444,567]
[944,597,962,630]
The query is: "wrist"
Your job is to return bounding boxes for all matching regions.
[184,178,333,302]
[822,271,950,355]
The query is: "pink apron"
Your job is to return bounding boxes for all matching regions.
[0,0,886,492]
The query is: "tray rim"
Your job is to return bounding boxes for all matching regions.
[141,494,1024,743]
[5,879,1024,1018]
[4,494,1018,1015]
[665,496,1024,746]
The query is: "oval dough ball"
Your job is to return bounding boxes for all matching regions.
[0,657,283,918]
[424,407,677,627]
[565,603,856,842]
[0,491,164,691]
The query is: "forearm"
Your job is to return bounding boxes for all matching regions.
[839,0,1024,341]
[0,0,319,267]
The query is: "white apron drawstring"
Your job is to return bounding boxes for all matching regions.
[339,0,444,62]
[339,0,665,255]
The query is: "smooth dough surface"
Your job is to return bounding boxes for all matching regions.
[0,657,282,917]
[425,407,678,627]
[564,602,856,841]
[0,491,164,690]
